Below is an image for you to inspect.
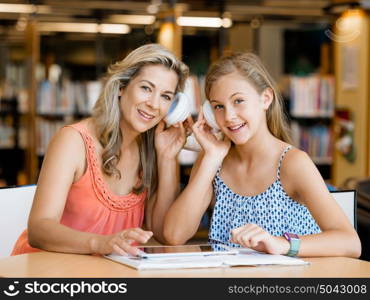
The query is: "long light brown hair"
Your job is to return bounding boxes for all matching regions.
[92,44,189,198]
[205,52,291,143]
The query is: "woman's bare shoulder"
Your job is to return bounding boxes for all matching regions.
[44,124,87,167]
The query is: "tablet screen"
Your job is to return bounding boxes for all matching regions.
[137,243,235,257]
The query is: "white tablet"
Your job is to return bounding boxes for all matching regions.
[135,243,237,258]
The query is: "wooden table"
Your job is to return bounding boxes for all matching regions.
[0,252,369,278]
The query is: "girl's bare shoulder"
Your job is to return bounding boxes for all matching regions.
[282,146,314,171]
[280,146,321,188]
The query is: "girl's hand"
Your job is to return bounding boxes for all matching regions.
[192,108,231,162]
[95,228,153,256]
[230,224,290,255]
[155,120,186,159]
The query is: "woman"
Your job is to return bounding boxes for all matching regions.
[12,43,189,256]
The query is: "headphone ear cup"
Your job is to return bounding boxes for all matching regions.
[202,100,220,131]
[164,92,191,126]
[183,133,202,152]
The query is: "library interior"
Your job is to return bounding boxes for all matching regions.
[0,0,370,261]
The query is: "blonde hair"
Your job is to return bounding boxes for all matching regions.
[205,53,291,143]
[92,44,189,198]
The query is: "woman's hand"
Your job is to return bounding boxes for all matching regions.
[94,228,153,256]
[230,224,290,255]
[155,120,187,159]
[192,108,231,162]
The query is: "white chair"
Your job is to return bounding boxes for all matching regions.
[0,185,36,258]
[330,190,357,229]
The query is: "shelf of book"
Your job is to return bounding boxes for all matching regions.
[288,74,335,180]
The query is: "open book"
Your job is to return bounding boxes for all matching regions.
[105,247,309,270]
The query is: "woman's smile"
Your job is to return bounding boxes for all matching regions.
[137,108,156,121]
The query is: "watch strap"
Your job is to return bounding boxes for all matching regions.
[286,238,300,256]
[284,232,300,257]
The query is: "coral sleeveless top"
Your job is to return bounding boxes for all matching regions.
[11,121,146,255]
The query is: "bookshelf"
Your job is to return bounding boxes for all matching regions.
[0,97,25,186]
[0,54,28,186]
[36,78,101,157]
[288,74,335,180]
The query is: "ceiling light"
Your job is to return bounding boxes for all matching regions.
[222,18,233,28]
[177,17,232,28]
[147,4,159,14]
[38,22,130,34]
[0,3,50,14]
[107,14,155,25]
[99,24,130,34]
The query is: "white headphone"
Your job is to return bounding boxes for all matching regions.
[164,94,222,152]
[165,95,219,129]
[202,100,220,131]
[164,92,191,126]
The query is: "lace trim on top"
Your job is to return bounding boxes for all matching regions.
[76,125,146,212]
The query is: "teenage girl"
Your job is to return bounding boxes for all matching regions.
[164,53,361,258]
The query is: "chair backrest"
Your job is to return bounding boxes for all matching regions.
[330,190,357,229]
[0,185,36,258]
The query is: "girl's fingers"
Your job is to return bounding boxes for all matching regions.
[193,118,206,132]
[231,224,260,245]
[231,224,252,240]
[235,227,260,247]
[197,106,204,122]
[239,227,263,248]
[248,231,267,248]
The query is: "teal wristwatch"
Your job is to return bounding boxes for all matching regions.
[283,232,300,257]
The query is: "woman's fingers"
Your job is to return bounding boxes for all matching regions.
[185,115,194,127]
[122,228,153,243]
[115,240,140,256]
[222,135,230,143]
[113,228,153,256]
[184,116,194,136]
[155,120,165,134]
[177,121,186,138]
[112,244,127,256]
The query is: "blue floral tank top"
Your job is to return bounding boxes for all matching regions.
[209,145,321,247]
